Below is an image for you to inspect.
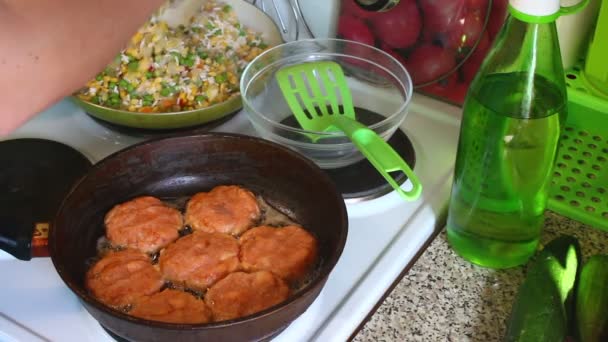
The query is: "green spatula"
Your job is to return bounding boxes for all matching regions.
[276,61,422,201]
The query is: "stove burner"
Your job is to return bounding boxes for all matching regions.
[86,110,239,139]
[324,128,415,201]
[0,139,91,260]
[280,107,416,201]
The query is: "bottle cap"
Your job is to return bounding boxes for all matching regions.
[509,0,590,23]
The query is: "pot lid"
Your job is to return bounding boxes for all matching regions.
[0,138,91,260]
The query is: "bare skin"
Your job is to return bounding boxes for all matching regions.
[0,0,165,135]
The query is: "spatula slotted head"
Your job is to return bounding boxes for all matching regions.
[276,61,355,132]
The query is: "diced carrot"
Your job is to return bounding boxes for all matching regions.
[140,106,154,113]
[161,99,175,108]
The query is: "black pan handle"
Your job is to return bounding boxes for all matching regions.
[0,138,93,261]
[0,216,37,260]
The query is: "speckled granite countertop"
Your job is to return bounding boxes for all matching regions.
[353,211,608,342]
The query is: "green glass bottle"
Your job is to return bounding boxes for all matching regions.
[446,0,590,268]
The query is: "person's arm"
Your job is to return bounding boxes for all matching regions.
[0,0,166,135]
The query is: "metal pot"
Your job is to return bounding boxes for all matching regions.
[49,133,348,341]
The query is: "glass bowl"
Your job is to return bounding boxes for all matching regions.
[240,38,413,169]
[336,0,493,88]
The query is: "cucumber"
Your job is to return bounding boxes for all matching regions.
[504,235,581,342]
[576,254,608,342]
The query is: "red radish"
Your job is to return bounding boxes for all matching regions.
[337,14,375,46]
[405,44,456,85]
[474,30,491,54]
[379,43,407,65]
[487,0,508,38]
[419,73,454,96]
[369,0,421,49]
[461,34,490,82]
[465,0,489,11]
[444,83,468,104]
[420,0,465,34]
[447,10,485,51]
[420,74,468,104]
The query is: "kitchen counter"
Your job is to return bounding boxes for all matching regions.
[353,211,608,341]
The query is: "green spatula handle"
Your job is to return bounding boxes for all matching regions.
[333,117,422,201]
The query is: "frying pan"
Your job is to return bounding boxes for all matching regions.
[49,133,348,341]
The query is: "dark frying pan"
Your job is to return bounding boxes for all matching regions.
[49,133,348,342]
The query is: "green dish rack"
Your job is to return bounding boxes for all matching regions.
[548,62,608,231]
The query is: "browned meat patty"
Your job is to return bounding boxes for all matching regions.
[239,225,318,282]
[85,249,163,308]
[184,185,260,235]
[159,231,240,291]
[105,196,183,254]
[205,271,290,321]
[129,289,212,324]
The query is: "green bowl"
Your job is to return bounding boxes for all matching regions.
[72,0,283,130]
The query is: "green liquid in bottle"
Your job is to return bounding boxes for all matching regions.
[446,72,564,269]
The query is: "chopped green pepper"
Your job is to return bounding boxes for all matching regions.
[118,79,129,89]
[127,61,139,72]
[195,95,207,103]
[142,94,154,106]
[182,54,196,67]
[214,72,227,83]
[160,87,172,97]
[222,4,232,12]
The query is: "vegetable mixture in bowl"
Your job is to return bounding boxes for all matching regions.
[72,0,282,129]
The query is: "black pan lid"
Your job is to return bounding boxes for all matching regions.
[0,138,91,260]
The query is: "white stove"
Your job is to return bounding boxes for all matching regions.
[0,92,461,342]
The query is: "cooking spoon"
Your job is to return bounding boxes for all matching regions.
[275,61,422,201]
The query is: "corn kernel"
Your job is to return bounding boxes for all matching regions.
[131,32,143,45]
